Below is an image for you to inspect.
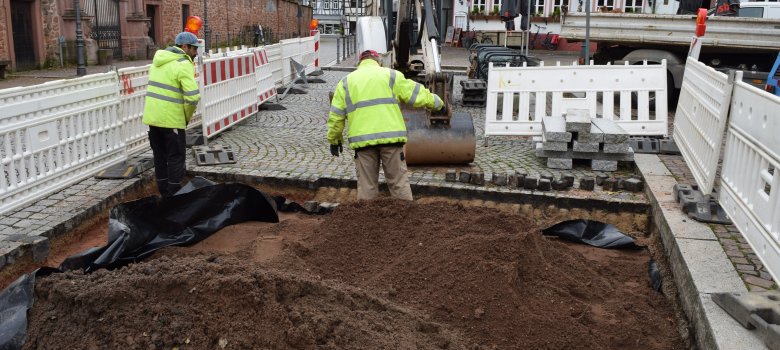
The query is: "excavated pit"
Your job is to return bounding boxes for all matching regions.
[13,180,692,350]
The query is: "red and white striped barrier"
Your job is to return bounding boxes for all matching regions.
[253,48,277,105]
[311,30,320,69]
[200,53,258,138]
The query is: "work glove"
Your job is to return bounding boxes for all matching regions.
[330,142,343,157]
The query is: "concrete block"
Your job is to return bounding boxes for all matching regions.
[542,115,572,142]
[535,143,634,161]
[542,141,569,152]
[471,171,485,186]
[538,178,552,191]
[578,123,605,143]
[459,171,471,183]
[602,178,619,191]
[579,177,595,190]
[523,176,538,190]
[445,170,457,182]
[507,172,519,187]
[624,178,645,192]
[592,159,618,172]
[592,118,629,144]
[541,175,554,183]
[660,138,681,155]
[492,173,507,186]
[596,174,609,186]
[573,141,599,153]
[603,142,631,154]
[547,158,573,170]
[562,174,575,187]
[564,108,592,133]
[552,179,569,191]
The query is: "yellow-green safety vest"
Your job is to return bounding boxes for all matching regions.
[142,46,200,130]
[327,59,443,149]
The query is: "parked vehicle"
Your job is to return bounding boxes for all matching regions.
[560,5,780,104]
[767,52,780,96]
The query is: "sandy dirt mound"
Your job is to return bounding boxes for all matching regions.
[24,198,686,349]
[25,254,466,350]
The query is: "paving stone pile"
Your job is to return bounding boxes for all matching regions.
[536,109,634,171]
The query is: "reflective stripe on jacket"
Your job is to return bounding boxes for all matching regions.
[142,47,201,129]
[327,59,443,149]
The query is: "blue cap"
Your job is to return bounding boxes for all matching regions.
[175,32,203,47]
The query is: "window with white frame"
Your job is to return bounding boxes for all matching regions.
[324,0,329,9]
[596,0,615,12]
[491,0,502,15]
[473,0,487,15]
[532,0,544,16]
[552,0,564,15]
[624,0,643,13]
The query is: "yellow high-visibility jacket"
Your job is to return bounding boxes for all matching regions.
[327,59,443,149]
[142,47,200,129]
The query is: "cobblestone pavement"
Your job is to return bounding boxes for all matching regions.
[188,69,641,204]
[659,125,776,291]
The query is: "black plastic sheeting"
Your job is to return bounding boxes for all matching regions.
[543,220,663,292]
[0,177,285,350]
[542,219,644,250]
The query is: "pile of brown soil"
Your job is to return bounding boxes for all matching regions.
[24,199,687,349]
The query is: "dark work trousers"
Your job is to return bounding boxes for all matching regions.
[148,126,186,197]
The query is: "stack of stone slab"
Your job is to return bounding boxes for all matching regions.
[535,109,633,172]
[460,79,487,107]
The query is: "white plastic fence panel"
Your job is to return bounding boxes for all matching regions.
[672,57,736,195]
[0,73,125,215]
[200,53,258,139]
[484,61,668,137]
[253,48,278,105]
[719,81,780,283]
[280,36,317,86]
[264,43,284,88]
[118,65,151,155]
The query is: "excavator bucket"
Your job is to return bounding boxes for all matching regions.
[402,106,476,165]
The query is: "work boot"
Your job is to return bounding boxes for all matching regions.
[155,180,169,197]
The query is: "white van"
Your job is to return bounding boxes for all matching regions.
[737,2,780,19]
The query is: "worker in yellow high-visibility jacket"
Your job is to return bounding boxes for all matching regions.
[143,32,202,197]
[327,50,444,201]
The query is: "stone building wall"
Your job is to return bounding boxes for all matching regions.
[41,0,62,67]
[157,0,313,49]
[0,0,10,61]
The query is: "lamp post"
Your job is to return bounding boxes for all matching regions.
[297,0,303,37]
[74,0,86,76]
[203,0,211,49]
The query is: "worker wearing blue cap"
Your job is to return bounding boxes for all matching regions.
[142,32,203,197]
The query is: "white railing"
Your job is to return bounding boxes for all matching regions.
[0,33,321,215]
[484,60,669,137]
[118,65,151,155]
[672,57,737,195]
[0,73,125,214]
[719,81,780,283]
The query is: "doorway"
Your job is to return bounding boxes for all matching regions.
[146,4,158,45]
[11,0,36,70]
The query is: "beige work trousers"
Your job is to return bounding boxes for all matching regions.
[355,145,413,200]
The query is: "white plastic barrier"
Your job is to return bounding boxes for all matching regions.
[118,65,151,155]
[200,53,258,138]
[484,60,669,137]
[0,73,125,214]
[279,36,317,86]
[719,81,780,283]
[672,57,737,195]
[253,48,278,104]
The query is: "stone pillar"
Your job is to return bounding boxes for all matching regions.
[119,0,151,59]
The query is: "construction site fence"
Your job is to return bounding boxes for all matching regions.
[483,60,669,139]
[672,56,780,284]
[0,31,320,215]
